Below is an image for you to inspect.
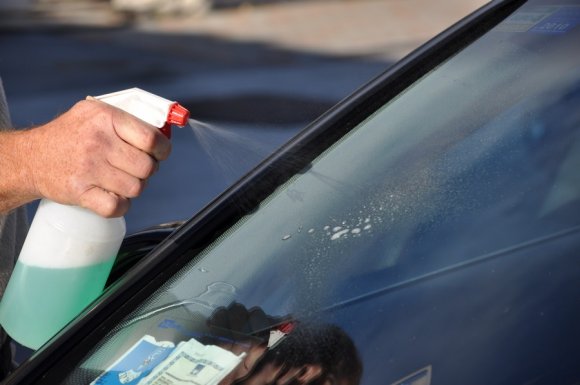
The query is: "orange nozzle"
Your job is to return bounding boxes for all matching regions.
[167,103,190,127]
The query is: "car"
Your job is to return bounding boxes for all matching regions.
[110,0,273,16]
[3,0,580,383]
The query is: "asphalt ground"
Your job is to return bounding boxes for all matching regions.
[0,0,487,232]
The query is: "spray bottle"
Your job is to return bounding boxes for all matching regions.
[0,88,189,350]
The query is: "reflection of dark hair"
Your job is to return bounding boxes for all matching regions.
[260,322,363,385]
[204,303,277,347]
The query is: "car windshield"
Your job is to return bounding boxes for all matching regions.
[62,1,580,384]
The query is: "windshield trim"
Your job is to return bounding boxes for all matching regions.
[6,0,526,383]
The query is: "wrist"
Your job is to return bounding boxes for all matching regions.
[0,128,42,212]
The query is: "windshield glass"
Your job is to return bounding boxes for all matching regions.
[64,1,580,384]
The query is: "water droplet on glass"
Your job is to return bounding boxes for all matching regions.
[331,229,350,241]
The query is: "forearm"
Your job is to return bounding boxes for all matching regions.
[0,129,39,213]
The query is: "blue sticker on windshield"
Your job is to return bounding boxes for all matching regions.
[91,335,175,385]
[530,7,580,34]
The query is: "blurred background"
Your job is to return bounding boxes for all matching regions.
[0,0,486,233]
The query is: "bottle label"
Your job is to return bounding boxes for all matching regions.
[18,214,122,268]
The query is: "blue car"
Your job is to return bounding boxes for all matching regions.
[3,0,580,384]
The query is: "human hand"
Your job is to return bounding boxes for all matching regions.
[23,99,171,217]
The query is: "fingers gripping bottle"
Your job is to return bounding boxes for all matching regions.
[0,88,189,350]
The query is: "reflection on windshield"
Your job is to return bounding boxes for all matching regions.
[239,321,362,385]
[207,303,362,385]
[76,290,361,385]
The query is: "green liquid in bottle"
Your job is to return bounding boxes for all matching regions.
[0,258,115,350]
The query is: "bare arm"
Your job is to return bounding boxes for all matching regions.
[0,99,171,217]
[0,128,36,212]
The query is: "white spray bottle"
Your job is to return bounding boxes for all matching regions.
[0,88,189,350]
